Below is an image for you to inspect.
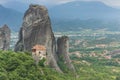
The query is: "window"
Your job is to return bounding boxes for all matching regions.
[32,49,36,52]
[39,51,41,54]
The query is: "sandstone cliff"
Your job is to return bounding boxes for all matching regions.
[57,36,75,72]
[14,4,61,72]
[0,24,11,50]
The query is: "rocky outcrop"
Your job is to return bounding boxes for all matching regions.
[15,4,75,73]
[57,36,75,72]
[14,4,61,72]
[0,24,11,50]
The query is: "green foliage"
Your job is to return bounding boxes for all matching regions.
[0,50,73,80]
[57,55,69,73]
[38,58,46,67]
[1,50,120,80]
[0,72,8,80]
[116,76,120,80]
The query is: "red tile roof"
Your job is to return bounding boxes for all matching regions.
[32,45,46,51]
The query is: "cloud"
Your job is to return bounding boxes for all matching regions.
[72,0,120,8]
[0,0,120,8]
[27,0,75,5]
[40,0,120,7]
[101,0,120,8]
[37,0,119,8]
[0,0,6,4]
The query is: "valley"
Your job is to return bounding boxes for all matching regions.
[11,29,120,57]
[9,29,120,79]
[59,30,120,79]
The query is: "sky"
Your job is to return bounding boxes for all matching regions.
[0,0,120,9]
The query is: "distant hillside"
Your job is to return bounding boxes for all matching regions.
[0,5,23,31]
[3,1,28,13]
[49,1,120,20]
[48,1,120,31]
[51,19,120,32]
[1,1,120,31]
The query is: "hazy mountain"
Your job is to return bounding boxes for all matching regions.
[1,1,120,31]
[49,1,120,20]
[3,1,53,13]
[3,1,29,13]
[51,19,120,31]
[48,1,120,31]
[0,5,23,31]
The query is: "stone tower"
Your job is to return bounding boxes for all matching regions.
[0,24,11,50]
[57,36,75,72]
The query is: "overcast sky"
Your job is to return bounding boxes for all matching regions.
[0,0,120,8]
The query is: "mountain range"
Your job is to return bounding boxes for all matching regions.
[0,5,23,31]
[49,1,120,20]
[0,1,120,31]
[49,1,120,31]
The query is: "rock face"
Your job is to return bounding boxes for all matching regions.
[14,4,61,72]
[0,24,11,50]
[57,36,75,72]
[15,4,75,73]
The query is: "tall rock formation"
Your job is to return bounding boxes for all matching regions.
[57,36,75,72]
[15,4,75,73]
[14,5,61,72]
[0,24,11,50]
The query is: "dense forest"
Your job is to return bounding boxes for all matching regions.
[0,50,120,80]
[0,51,74,80]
